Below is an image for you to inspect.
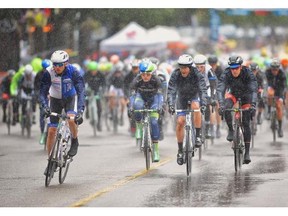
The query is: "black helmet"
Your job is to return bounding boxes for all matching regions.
[208,55,218,64]
[249,62,259,71]
[228,55,243,68]
[270,58,280,69]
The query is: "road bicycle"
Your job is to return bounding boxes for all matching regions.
[269,97,278,143]
[224,100,248,172]
[134,107,158,170]
[20,95,33,138]
[88,93,100,137]
[45,112,74,187]
[5,97,13,135]
[175,104,200,177]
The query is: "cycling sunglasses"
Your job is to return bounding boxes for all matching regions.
[53,62,65,67]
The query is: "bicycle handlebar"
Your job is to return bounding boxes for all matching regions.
[175,109,201,113]
[50,112,75,120]
[133,109,159,113]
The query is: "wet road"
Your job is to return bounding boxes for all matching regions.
[0,112,287,207]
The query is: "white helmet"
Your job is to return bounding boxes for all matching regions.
[177,54,193,66]
[50,50,69,63]
[24,64,33,75]
[194,54,207,65]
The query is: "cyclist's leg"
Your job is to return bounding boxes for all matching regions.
[191,99,202,147]
[215,101,222,138]
[276,97,284,137]
[65,96,79,157]
[46,97,62,156]
[242,107,252,164]
[204,99,211,138]
[223,94,235,141]
[2,100,7,122]
[175,98,186,165]
[150,94,163,162]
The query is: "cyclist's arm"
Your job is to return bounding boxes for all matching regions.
[73,69,86,113]
[248,69,258,105]
[39,71,51,108]
[216,70,228,105]
[167,70,178,106]
[197,70,208,106]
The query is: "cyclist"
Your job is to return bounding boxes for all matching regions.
[107,63,126,126]
[249,62,265,125]
[1,69,16,123]
[265,58,287,137]
[150,57,169,141]
[40,50,85,159]
[18,64,37,125]
[84,60,106,131]
[217,55,258,164]
[35,59,52,144]
[167,54,207,165]
[194,54,217,139]
[208,54,224,138]
[124,59,140,137]
[129,58,164,162]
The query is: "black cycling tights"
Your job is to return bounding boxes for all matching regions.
[224,99,251,143]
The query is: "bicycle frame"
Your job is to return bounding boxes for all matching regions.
[134,108,157,170]
[21,95,33,138]
[88,94,100,137]
[224,106,247,172]
[45,112,74,187]
[175,108,200,177]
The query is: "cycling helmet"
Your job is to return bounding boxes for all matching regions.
[177,54,193,66]
[42,59,51,69]
[281,58,288,67]
[194,54,207,65]
[270,58,280,68]
[87,61,98,71]
[228,55,243,68]
[50,50,69,63]
[131,59,140,68]
[7,69,15,77]
[24,64,33,75]
[139,59,155,73]
[110,54,120,64]
[208,55,218,64]
[149,57,160,66]
[249,62,259,71]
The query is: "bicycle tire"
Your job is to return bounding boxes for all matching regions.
[233,126,242,172]
[91,106,97,137]
[45,159,56,187]
[143,126,151,170]
[59,156,70,184]
[186,129,192,176]
[271,111,277,143]
[112,108,118,133]
[7,102,12,135]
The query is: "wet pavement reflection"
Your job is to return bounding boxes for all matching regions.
[144,141,287,207]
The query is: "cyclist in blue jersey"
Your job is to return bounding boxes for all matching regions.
[39,50,85,161]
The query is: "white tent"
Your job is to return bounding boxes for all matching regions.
[100,22,163,53]
[147,25,182,44]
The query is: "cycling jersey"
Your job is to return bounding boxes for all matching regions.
[217,66,258,106]
[265,68,287,98]
[39,64,85,113]
[167,67,208,107]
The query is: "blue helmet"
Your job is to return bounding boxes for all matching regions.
[42,59,51,69]
[139,59,155,73]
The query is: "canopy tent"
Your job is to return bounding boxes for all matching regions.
[147,25,182,44]
[100,22,164,54]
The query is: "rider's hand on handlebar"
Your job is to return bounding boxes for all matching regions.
[43,106,51,117]
[75,111,83,125]
[218,106,224,116]
[168,105,175,115]
[249,104,257,118]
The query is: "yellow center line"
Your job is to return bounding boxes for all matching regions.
[70,157,173,207]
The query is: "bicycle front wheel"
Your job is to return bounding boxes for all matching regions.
[271,112,277,143]
[186,129,192,176]
[233,127,243,172]
[143,126,151,170]
[59,156,71,184]
[45,159,56,187]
